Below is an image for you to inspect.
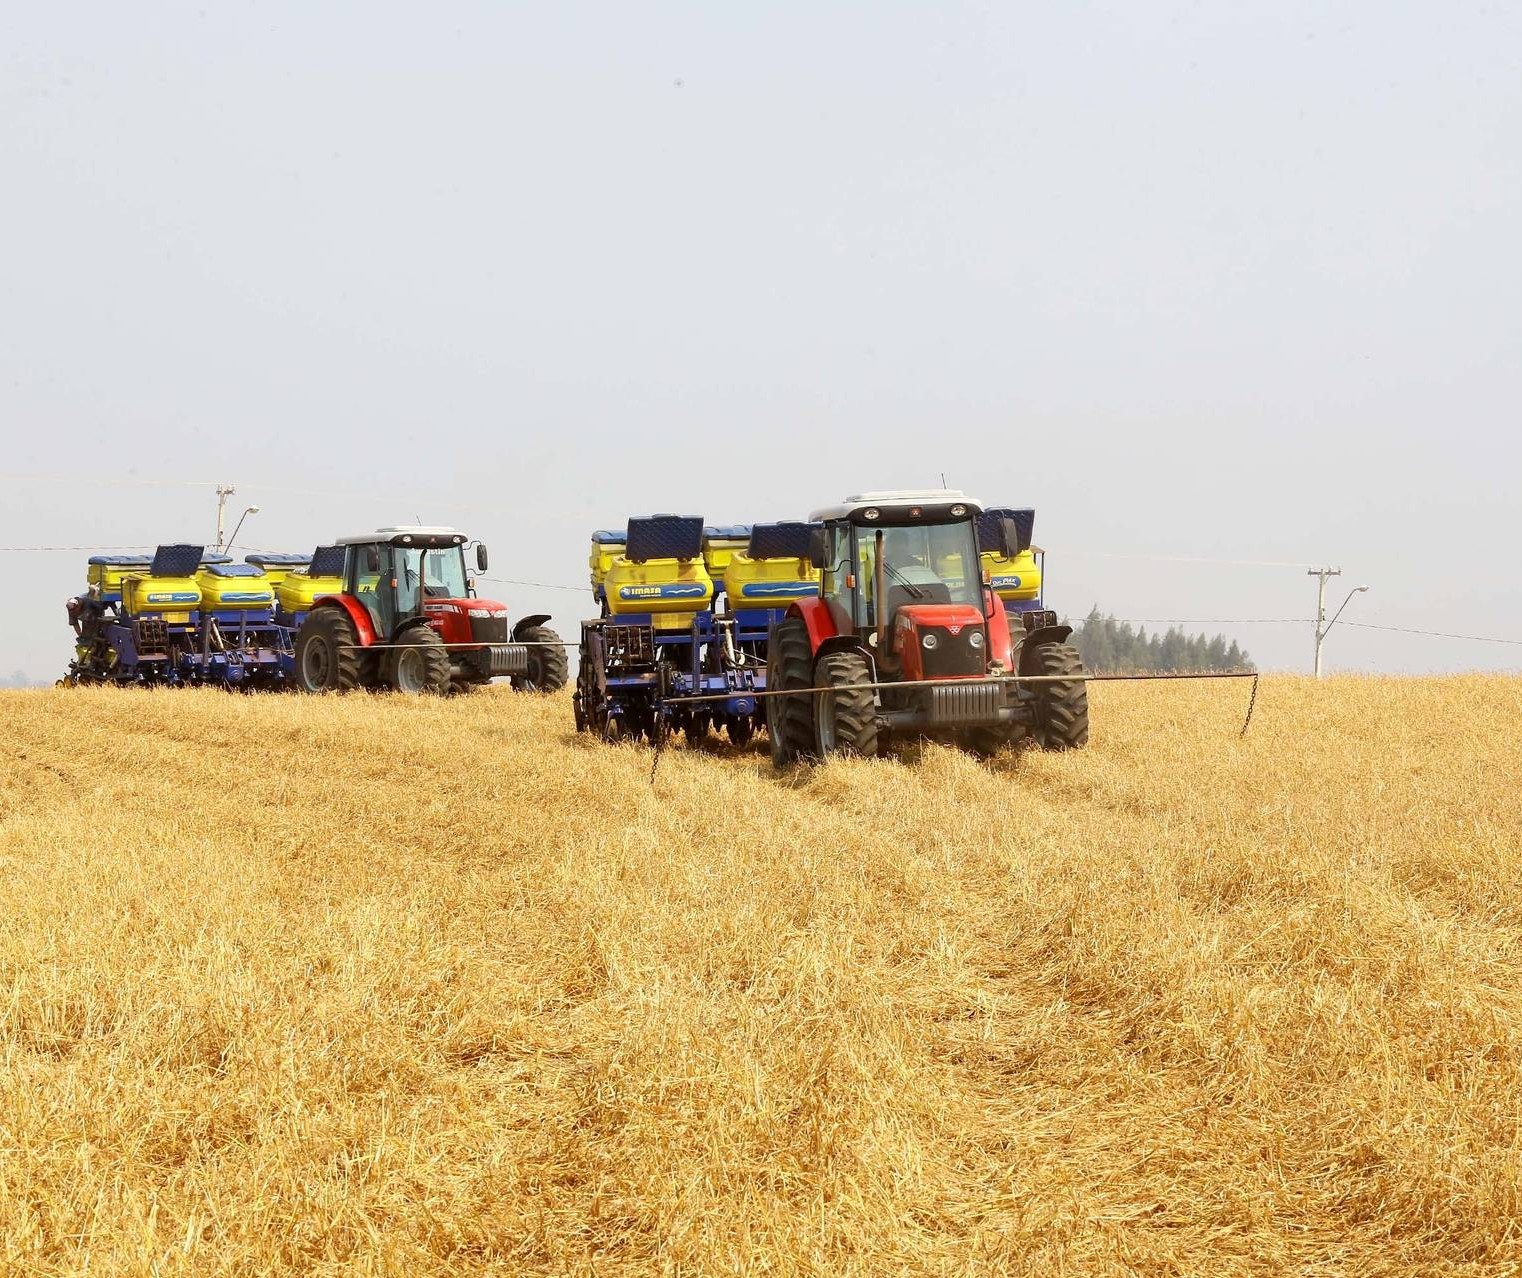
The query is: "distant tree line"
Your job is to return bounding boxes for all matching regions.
[1070,607,1253,673]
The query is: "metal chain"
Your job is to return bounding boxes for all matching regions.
[1240,673,1259,737]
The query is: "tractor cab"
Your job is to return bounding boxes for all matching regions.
[334,526,484,640]
[807,492,1027,677]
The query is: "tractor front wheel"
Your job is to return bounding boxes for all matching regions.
[1028,641,1089,750]
[512,625,569,692]
[389,627,451,695]
[766,617,816,766]
[295,608,362,693]
[815,651,879,759]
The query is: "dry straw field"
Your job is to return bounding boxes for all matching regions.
[2,676,1520,1276]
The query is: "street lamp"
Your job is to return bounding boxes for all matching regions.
[1314,583,1369,677]
[226,505,260,553]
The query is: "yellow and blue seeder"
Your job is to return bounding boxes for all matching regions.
[575,516,819,744]
[63,544,342,687]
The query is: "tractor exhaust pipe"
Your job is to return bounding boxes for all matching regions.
[874,528,888,653]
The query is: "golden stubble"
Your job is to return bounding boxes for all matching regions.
[1,676,1519,1276]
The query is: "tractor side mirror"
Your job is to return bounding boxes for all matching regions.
[1001,516,1030,556]
[363,545,381,574]
[807,527,828,569]
[476,543,489,572]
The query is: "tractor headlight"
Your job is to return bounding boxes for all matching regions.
[950,503,967,517]
[968,630,984,648]
[921,632,939,650]
[862,507,880,521]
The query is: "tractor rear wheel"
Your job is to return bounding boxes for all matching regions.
[1029,641,1089,750]
[295,607,362,693]
[389,627,451,695]
[815,651,879,759]
[767,617,816,766]
[512,625,569,692]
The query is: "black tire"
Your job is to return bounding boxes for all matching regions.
[388,626,451,695]
[766,617,817,766]
[815,651,879,759]
[1028,641,1089,750]
[574,635,596,732]
[295,607,362,693]
[512,625,569,692]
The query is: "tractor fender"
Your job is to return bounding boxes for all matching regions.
[813,634,870,673]
[311,594,378,647]
[984,591,1016,671]
[1018,624,1075,674]
[513,614,553,639]
[788,595,840,655]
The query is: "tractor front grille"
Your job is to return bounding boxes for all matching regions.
[929,681,1000,725]
[470,614,510,644]
[919,625,986,678]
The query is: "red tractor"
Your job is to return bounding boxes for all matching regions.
[292,526,567,695]
[766,492,1088,764]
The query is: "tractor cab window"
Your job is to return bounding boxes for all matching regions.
[394,547,468,603]
[819,523,856,630]
[346,544,393,636]
[425,548,468,598]
[856,521,981,626]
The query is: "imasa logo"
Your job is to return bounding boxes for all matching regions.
[619,584,706,600]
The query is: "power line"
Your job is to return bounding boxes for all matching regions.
[0,471,598,521]
[1093,617,1313,625]
[0,473,218,490]
[476,575,586,593]
[1342,621,1522,647]
[1059,549,1320,569]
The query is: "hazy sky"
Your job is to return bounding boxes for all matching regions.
[2,0,1518,683]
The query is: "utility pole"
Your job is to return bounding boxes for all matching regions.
[1308,566,1341,677]
[214,484,236,552]
[1308,569,1370,677]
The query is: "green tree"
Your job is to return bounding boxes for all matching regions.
[1071,611,1253,673]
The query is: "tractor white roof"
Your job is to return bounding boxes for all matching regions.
[334,525,464,546]
[809,490,984,522]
